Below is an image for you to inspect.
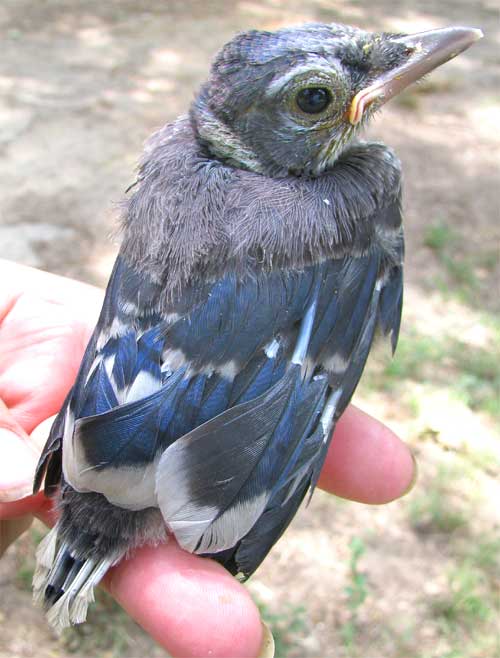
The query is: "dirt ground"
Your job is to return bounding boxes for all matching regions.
[0,1,499,657]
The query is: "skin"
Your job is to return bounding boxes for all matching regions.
[0,258,415,658]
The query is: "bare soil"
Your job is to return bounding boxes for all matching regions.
[0,2,498,657]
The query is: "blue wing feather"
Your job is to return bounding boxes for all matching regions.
[196,376,233,425]
[230,348,287,405]
[165,267,318,370]
[36,241,402,577]
[108,332,138,392]
[319,252,380,366]
[378,265,403,353]
[76,390,163,469]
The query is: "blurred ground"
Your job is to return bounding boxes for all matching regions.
[0,1,499,657]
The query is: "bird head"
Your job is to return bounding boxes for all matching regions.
[191,23,482,177]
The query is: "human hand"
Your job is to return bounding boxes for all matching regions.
[0,258,416,658]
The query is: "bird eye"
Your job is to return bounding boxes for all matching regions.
[295,87,332,114]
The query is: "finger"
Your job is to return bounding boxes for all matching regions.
[317,405,416,504]
[0,290,96,432]
[0,403,54,518]
[0,398,40,502]
[33,495,58,526]
[0,259,103,318]
[0,491,47,520]
[107,542,264,658]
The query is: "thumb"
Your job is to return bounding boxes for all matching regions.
[0,404,55,554]
[0,398,41,503]
[0,398,45,556]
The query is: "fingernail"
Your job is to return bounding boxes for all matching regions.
[402,450,418,496]
[257,621,275,658]
[0,427,38,502]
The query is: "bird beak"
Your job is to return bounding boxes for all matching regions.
[348,26,483,125]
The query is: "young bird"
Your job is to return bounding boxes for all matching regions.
[33,22,482,631]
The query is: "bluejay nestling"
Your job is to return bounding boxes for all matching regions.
[32,22,482,631]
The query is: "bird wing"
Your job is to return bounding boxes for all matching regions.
[34,233,403,575]
[155,244,403,572]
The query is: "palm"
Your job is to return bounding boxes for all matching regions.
[0,282,99,433]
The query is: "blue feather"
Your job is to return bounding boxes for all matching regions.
[79,360,118,418]
[231,350,286,405]
[166,267,317,371]
[54,243,399,579]
[108,331,138,392]
[197,376,232,425]
[321,252,380,364]
[157,368,191,437]
[129,325,165,389]
[76,387,165,469]
[167,374,207,439]
[378,265,403,353]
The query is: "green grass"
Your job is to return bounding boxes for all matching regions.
[475,249,499,271]
[15,564,35,591]
[447,340,500,418]
[14,526,42,591]
[327,529,500,658]
[407,457,499,658]
[62,589,137,656]
[257,600,308,658]
[11,525,150,657]
[422,220,498,309]
[466,537,500,574]
[423,222,457,253]
[426,536,500,658]
[463,445,500,476]
[407,461,469,534]
[431,563,492,626]
[382,332,439,384]
[442,254,479,289]
[376,329,500,421]
[341,537,369,654]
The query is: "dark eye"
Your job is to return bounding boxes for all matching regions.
[295,87,332,114]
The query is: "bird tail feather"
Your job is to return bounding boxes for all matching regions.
[33,524,122,634]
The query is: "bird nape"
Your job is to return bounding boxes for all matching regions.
[32,22,482,632]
